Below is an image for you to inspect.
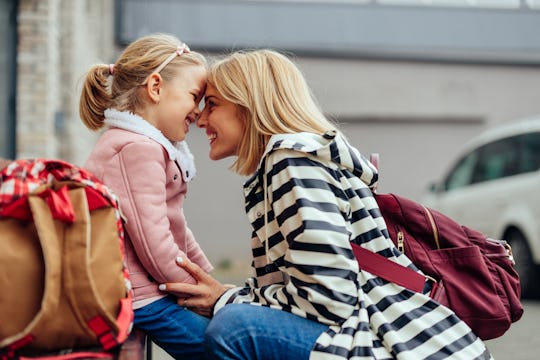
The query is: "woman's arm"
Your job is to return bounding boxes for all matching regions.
[217,150,360,325]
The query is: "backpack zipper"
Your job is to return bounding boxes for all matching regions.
[397,231,405,253]
[422,205,441,249]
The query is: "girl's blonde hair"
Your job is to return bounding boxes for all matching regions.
[208,49,336,176]
[79,33,207,130]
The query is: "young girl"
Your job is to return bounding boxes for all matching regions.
[79,33,212,360]
[162,49,494,360]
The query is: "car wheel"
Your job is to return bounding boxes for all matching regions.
[506,229,539,299]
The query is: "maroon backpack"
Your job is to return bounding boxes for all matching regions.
[352,154,523,340]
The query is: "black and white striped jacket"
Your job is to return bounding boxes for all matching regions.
[214,131,493,360]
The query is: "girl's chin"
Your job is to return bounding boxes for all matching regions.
[174,133,187,142]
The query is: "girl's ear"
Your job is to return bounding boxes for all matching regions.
[145,73,162,103]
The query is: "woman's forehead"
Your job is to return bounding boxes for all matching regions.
[204,84,222,99]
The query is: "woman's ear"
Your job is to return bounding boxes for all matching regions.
[145,73,162,103]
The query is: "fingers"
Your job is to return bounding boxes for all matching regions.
[160,281,201,296]
[175,256,208,281]
[158,256,230,314]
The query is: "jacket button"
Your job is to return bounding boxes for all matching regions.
[173,174,178,180]
[256,211,263,218]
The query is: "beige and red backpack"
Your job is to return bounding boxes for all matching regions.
[0,159,133,359]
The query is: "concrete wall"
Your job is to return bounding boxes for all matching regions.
[16,0,114,164]
[12,0,540,268]
[184,54,540,265]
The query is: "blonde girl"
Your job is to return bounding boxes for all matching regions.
[79,33,212,360]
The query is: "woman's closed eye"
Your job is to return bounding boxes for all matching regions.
[206,99,216,111]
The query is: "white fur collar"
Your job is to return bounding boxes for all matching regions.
[104,108,196,182]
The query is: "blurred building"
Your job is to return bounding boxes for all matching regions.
[0,0,115,164]
[2,0,540,263]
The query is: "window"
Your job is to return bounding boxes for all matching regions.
[472,137,518,184]
[444,151,478,191]
[519,132,540,173]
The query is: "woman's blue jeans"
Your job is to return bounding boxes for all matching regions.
[205,303,328,360]
[133,295,209,360]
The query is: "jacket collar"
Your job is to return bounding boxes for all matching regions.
[263,130,337,155]
[244,129,377,189]
[244,131,338,189]
[104,108,197,182]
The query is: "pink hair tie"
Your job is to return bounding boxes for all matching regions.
[109,64,115,75]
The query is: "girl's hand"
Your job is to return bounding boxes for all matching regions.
[159,256,233,317]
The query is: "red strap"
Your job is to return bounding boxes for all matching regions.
[0,186,107,221]
[87,298,133,351]
[40,186,75,223]
[1,334,34,359]
[87,316,118,351]
[85,187,110,211]
[0,196,30,220]
[351,242,425,293]
[115,298,134,344]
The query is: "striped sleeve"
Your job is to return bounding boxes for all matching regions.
[216,150,360,325]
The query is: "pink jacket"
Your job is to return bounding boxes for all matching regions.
[85,127,212,304]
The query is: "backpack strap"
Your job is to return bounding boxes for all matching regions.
[361,153,438,296]
[351,242,428,293]
[0,191,65,350]
[58,187,129,350]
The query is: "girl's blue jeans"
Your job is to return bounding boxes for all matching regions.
[204,303,328,360]
[133,295,209,360]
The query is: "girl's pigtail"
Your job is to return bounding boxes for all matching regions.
[79,64,112,131]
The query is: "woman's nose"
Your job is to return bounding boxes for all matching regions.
[197,109,208,128]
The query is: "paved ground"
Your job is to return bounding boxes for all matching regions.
[151,300,540,359]
[485,299,540,360]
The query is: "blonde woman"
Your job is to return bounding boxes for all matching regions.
[80,33,212,359]
[162,49,493,360]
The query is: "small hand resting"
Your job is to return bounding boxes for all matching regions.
[159,256,235,318]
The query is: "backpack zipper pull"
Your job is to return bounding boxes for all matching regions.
[397,231,405,253]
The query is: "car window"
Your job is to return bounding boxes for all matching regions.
[519,132,540,173]
[442,130,540,193]
[472,137,518,183]
[444,151,478,191]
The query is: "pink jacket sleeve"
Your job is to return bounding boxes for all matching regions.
[184,226,213,270]
[111,141,200,284]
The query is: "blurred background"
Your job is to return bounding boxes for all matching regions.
[2,0,540,358]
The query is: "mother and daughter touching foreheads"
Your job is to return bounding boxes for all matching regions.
[80,33,493,360]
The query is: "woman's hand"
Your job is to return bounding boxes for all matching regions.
[159,256,233,318]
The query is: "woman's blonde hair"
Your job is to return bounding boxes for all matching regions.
[208,49,336,176]
[79,33,207,130]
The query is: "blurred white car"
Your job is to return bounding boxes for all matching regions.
[423,115,540,298]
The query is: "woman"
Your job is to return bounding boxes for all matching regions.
[161,49,493,360]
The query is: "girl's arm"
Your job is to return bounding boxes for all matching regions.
[114,140,197,285]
